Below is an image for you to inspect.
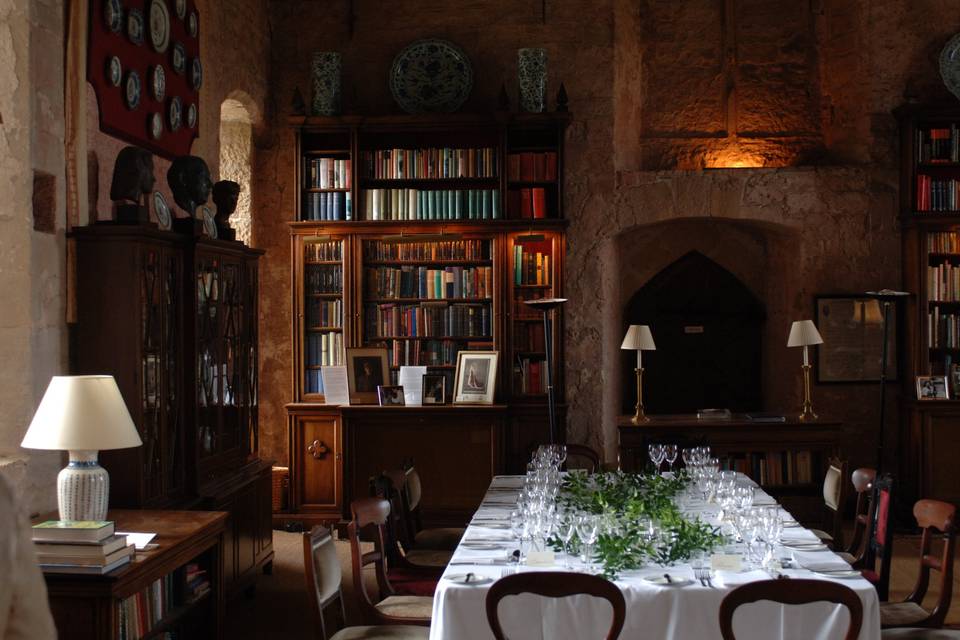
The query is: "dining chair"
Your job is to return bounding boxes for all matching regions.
[718,579,863,640]
[564,444,601,473]
[302,525,430,640]
[810,457,848,550]
[347,497,434,627]
[401,463,465,552]
[370,471,451,571]
[859,473,895,601]
[840,467,877,564]
[880,499,957,629]
[485,572,626,640]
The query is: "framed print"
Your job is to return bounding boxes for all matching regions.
[346,347,389,404]
[377,385,405,406]
[453,351,498,404]
[815,296,898,383]
[422,374,446,405]
[917,375,949,400]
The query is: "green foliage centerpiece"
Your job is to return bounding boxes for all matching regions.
[550,471,724,579]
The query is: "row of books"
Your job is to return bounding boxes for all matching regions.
[513,323,546,352]
[515,357,547,394]
[184,562,211,603]
[364,302,492,338]
[304,191,352,221]
[385,338,462,367]
[32,520,133,575]
[928,231,960,254]
[506,187,549,219]
[364,265,493,300]
[305,157,351,189]
[305,369,324,394]
[306,331,344,367]
[362,147,497,180]
[916,126,960,164]
[915,175,960,211]
[363,239,490,262]
[928,309,960,348]
[514,246,551,286]
[305,241,342,262]
[117,573,177,640]
[718,450,817,486]
[507,151,558,182]
[306,264,342,294]
[361,188,501,221]
[927,263,960,301]
[306,299,342,327]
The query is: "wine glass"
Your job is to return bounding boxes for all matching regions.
[576,514,600,574]
[681,447,694,468]
[663,444,678,473]
[648,443,665,474]
[558,512,578,569]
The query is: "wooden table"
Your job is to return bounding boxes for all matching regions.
[41,509,228,640]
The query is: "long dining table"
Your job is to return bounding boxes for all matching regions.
[429,473,882,640]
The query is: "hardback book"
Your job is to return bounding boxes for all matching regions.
[34,533,129,557]
[32,520,115,543]
[35,542,134,566]
[39,553,132,575]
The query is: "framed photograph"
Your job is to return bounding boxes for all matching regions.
[376,385,405,406]
[422,374,446,405]
[917,375,950,400]
[346,347,389,404]
[453,351,498,404]
[815,295,899,383]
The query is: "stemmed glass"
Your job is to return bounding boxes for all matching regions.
[663,444,678,473]
[558,512,578,569]
[576,514,600,574]
[681,448,694,469]
[648,443,665,474]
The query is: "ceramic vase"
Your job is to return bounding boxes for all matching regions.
[518,48,547,113]
[311,51,341,116]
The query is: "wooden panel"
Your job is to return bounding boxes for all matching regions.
[294,413,342,510]
[923,409,960,505]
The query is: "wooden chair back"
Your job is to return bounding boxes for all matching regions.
[718,579,863,640]
[846,467,876,560]
[302,526,346,640]
[862,473,895,600]
[403,464,426,534]
[823,457,848,548]
[485,572,626,640]
[347,497,395,621]
[902,499,957,628]
[371,470,416,558]
[564,444,601,473]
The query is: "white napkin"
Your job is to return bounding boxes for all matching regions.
[716,569,770,587]
[792,550,850,571]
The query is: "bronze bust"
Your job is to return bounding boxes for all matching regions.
[110,146,155,223]
[167,155,213,215]
[212,180,240,227]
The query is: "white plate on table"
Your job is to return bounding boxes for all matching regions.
[445,573,494,585]
[644,575,694,587]
[781,541,828,551]
[810,569,861,579]
[473,522,511,529]
[460,543,506,551]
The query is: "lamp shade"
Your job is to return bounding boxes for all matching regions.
[621,325,656,351]
[787,320,824,348]
[21,375,142,451]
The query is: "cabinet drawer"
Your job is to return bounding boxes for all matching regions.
[293,415,342,511]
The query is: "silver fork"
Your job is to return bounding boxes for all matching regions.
[693,567,706,587]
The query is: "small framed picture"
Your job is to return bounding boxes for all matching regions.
[346,347,389,405]
[422,374,446,405]
[916,375,950,401]
[453,351,499,404]
[376,385,405,406]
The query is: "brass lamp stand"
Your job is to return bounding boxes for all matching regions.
[798,362,816,421]
[632,367,649,424]
[788,321,823,423]
[622,325,656,424]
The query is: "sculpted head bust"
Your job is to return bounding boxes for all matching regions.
[212,180,241,226]
[167,155,212,215]
[109,146,156,204]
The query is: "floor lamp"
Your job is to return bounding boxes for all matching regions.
[865,289,909,475]
[524,298,567,445]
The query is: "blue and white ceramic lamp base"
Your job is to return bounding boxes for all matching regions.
[57,450,109,522]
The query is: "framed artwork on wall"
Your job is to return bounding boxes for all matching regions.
[815,295,899,383]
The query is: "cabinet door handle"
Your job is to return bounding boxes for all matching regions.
[307,439,330,460]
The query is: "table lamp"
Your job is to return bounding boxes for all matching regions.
[621,325,656,424]
[787,320,823,421]
[21,375,142,521]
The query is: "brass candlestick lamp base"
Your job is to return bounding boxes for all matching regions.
[798,363,817,421]
[631,367,649,424]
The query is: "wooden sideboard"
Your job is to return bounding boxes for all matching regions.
[618,414,843,523]
[42,510,227,640]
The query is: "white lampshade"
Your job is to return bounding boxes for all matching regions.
[787,320,824,348]
[21,375,142,451]
[621,325,656,351]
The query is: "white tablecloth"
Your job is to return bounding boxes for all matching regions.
[429,475,881,640]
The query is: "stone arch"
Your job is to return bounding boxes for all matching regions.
[218,91,259,245]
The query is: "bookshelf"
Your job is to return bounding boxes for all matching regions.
[896,104,960,509]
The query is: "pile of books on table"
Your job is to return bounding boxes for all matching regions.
[32,520,133,574]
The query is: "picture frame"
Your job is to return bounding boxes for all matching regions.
[346,347,389,404]
[916,375,950,401]
[815,295,899,383]
[421,374,447,405]
[453,351,498,404]
[376,385,405,406]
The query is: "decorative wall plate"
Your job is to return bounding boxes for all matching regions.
[389,39,473,114]
[175,0,187,20]
[154,191,172,230]
[106,56,122,87]
[202,206,218,239]
[188,11,198,38]
[149,112,163,140]
[186,103,198,128]
[171,42,186,74]
[127,8,144,45]
[168,96,182,131]
[941,33,960,101]
[148,0,170,53]
[125,70,141,110]
[190,58,203,91]
[103,0,123,33]
[151,65,166,100]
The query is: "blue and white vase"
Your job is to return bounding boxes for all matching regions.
[518,48,547,113]
[311,52,341,116]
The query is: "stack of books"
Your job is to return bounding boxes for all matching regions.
[32,520,133,574]
[184,563,210,603]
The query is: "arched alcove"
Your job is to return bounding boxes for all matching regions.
[218,95,255,244]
